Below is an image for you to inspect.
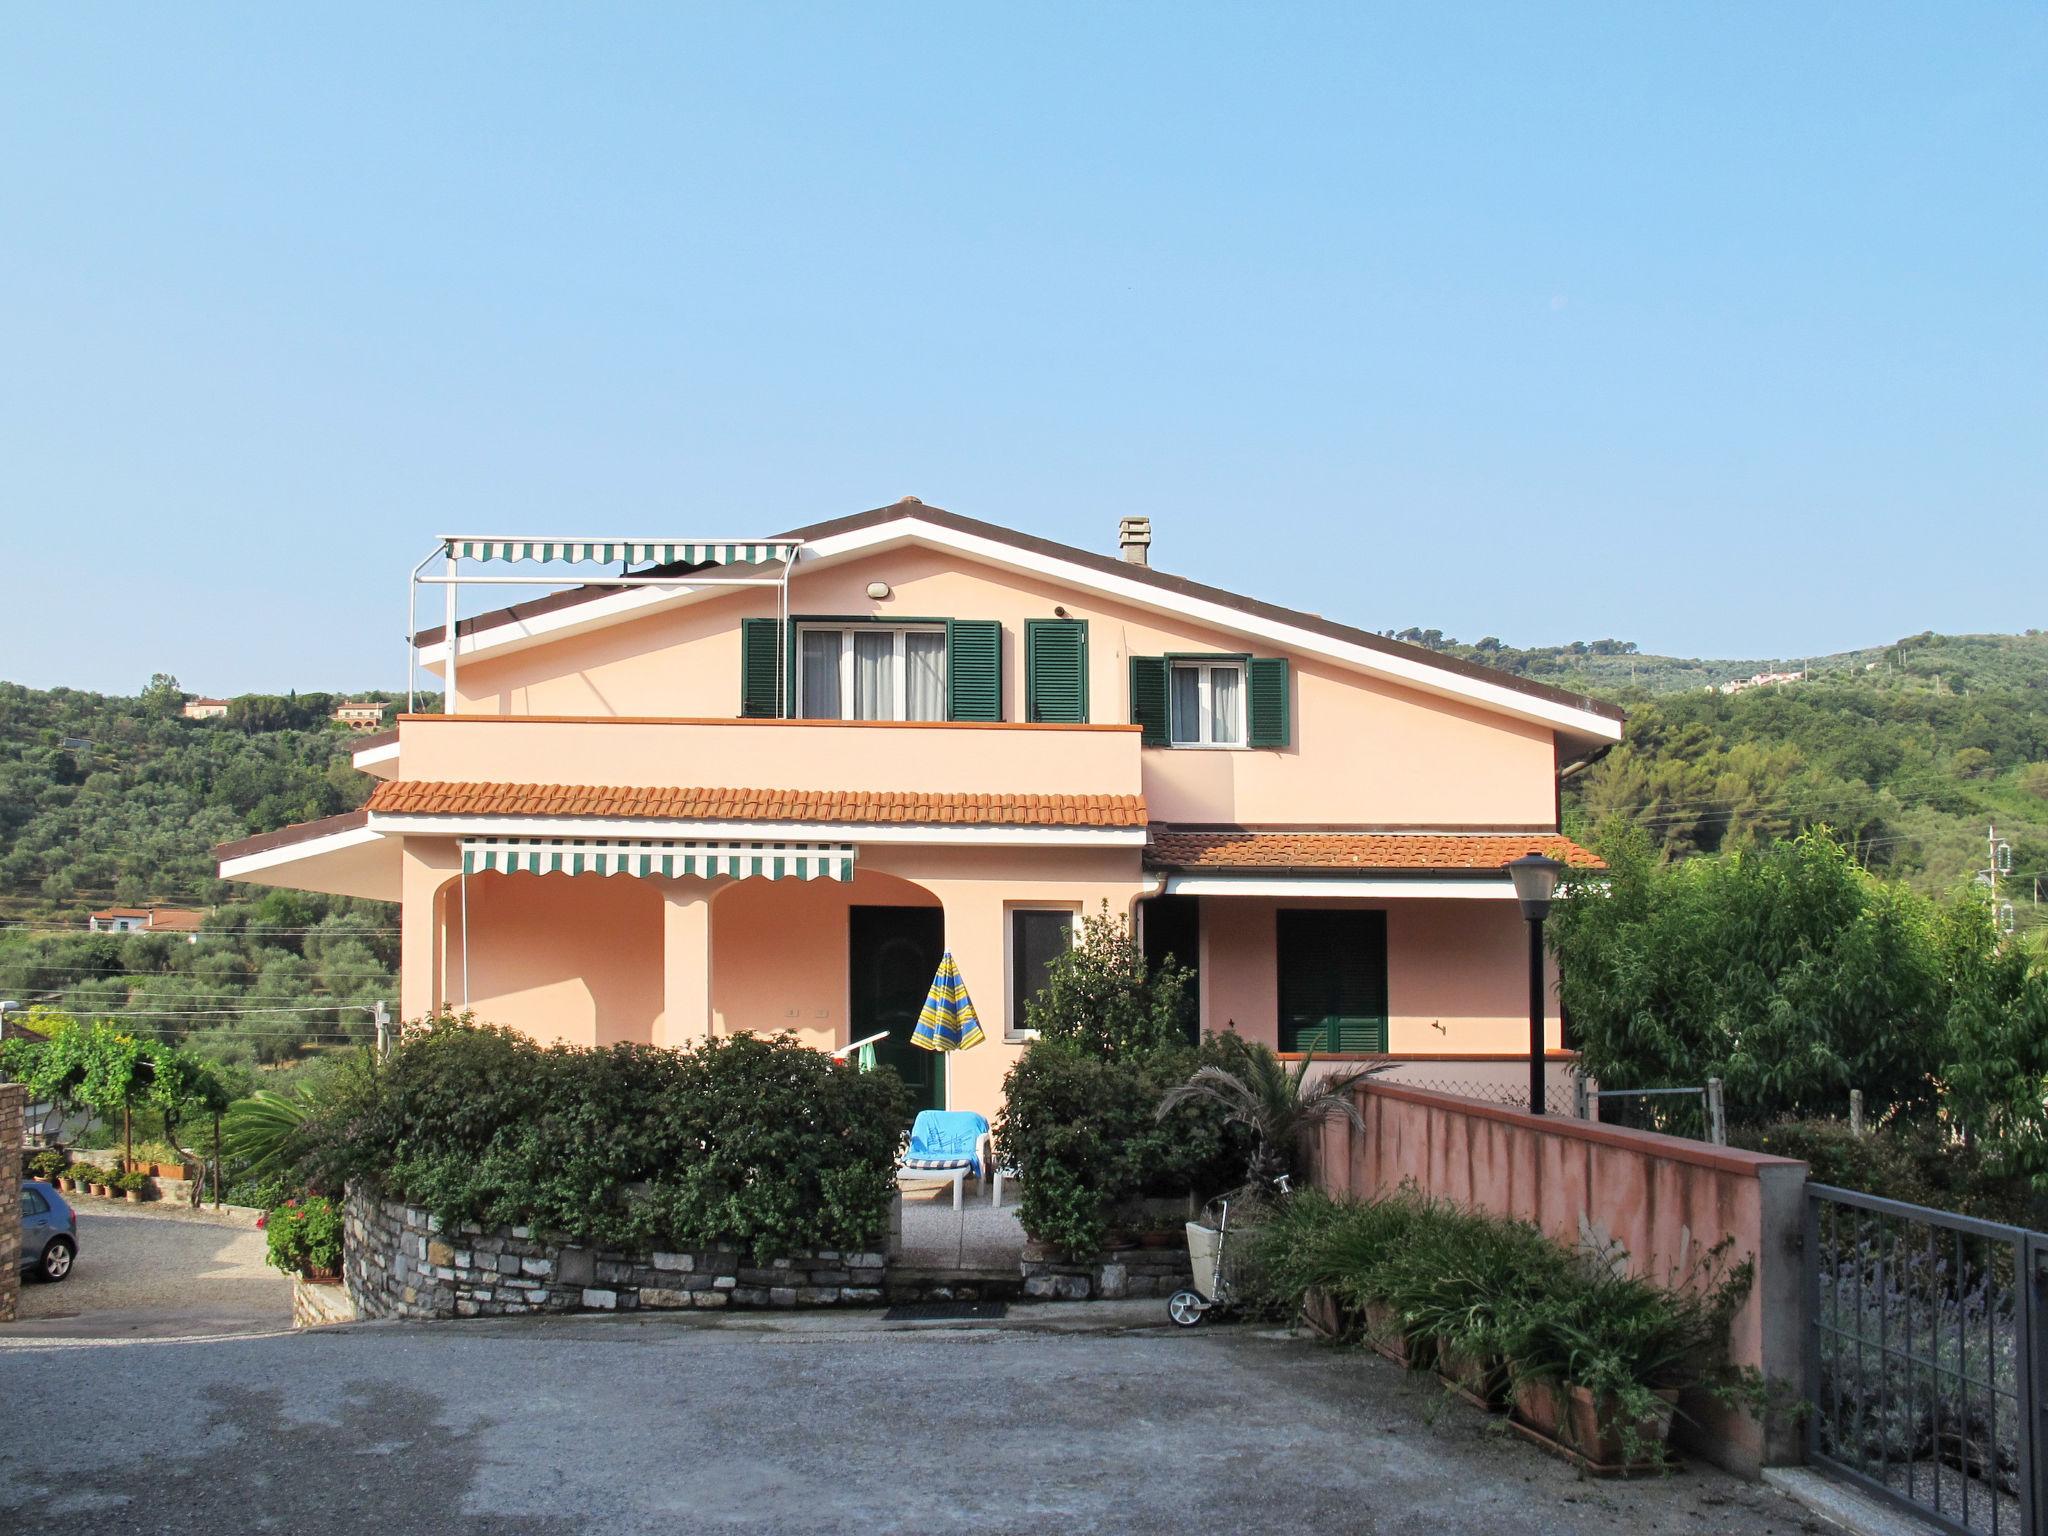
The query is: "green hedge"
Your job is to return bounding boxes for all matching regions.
[1732,1116,2044,1229]
[319,1022,911,1261]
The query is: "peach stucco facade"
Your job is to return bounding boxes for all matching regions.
[446,545,1562,828]
[227,505,1622,1126]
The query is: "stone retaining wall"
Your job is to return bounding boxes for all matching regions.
[345,1187,888,1319]
[293,1277,359,1329]
[2,1085,23,1323]
[1019,1239,1191,1301]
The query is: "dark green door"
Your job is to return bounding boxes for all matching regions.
[1277,909,1388,1053]
[849,905,947,1112]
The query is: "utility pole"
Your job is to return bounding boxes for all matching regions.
[1987,826,2015,935]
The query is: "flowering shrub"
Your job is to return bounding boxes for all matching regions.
[264,1195,343,1277]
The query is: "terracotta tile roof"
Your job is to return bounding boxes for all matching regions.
[1145,830,1602,872]
[367,780,1148,828]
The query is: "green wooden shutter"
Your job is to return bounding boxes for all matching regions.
[1247,656,1291,747]
[1277,909,1387,1053]
[740,617,782,717]
[946,620,1002,721]
[1024,619,1089,723]
[1128,657,1168,745]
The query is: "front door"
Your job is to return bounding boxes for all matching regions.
[849,905,947,1113]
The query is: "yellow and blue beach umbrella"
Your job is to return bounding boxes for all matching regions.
[911,951,985,1052]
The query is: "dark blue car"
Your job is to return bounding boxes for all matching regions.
[19,1180,78,1283]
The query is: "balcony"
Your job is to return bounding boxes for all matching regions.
[380,713,1145,807]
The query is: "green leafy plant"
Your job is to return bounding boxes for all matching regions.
[1024,904,1194,1058]
[27,1149,66,1181]
[1156,1036,1377,1195]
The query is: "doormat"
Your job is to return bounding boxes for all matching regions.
[881,1300,1010,1322]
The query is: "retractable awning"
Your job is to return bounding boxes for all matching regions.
[460,837,854,881]
[445,540,799,567]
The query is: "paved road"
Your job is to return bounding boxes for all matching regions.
[0,1308,1819,1535]
[13,1199,291,1341]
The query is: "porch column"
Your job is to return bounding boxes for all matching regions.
[399,838,461,1023]
[660,882,714,1047]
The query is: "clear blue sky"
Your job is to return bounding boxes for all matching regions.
[5,4,2043,695]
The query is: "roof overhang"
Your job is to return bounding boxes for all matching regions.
[351,729,400,779]
[366,811,1147,848]
[1162,874,1524,899]
[416,508,1623,744]
[215,812,400,901]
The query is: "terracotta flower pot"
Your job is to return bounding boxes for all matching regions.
[1362,1300,1420,1367]
[1436,1339,1508,1408]
[124,1188,143,1203]
[1139,1229,1178,1250]
[1300,1287,1354,1342]
[1511,1373,1678,1469]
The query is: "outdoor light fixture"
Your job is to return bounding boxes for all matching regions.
[1505,853,1566,1115]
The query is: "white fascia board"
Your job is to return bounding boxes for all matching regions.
[218,825,386,882]
[366,812,1147,848]
[352,740,400,772]
[1163,874,1518,899]
[424,516,1619,739]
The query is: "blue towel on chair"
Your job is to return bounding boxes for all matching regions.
[901,1110,989,1177]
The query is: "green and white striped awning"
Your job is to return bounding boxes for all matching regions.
[461,837,854,881]
[445,539,799,567]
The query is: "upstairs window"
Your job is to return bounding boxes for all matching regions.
[798,624,947,722]
[1169,660,1245,746]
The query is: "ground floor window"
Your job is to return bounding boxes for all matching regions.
[1008,906,1076,1039]
[1276,908,1388,1053]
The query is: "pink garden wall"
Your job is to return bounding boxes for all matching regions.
[1313,1082,1807,1474]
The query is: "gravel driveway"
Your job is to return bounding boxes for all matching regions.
[12,1199,292,1341]
[0,1309,1821,1535]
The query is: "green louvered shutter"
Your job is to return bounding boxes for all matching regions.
[947,620,1002,721]
[1277,909,1388,1053]
[741,617,782,717]
[1025,619,1089,723]
[1247,656,1291,747]
[1129,657,1169,745]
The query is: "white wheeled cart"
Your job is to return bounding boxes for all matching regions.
[1167,1199,1236,1327]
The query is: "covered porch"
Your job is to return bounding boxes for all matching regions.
[1137,829,1603,1101]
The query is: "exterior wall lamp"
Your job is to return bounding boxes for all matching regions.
[1505,852,1565,1115]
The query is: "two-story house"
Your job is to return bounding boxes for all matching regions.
[215,500,1619,1120]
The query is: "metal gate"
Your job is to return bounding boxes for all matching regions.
[1806,1183,2048,1535]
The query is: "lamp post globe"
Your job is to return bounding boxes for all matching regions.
[1505,854,1566,1114]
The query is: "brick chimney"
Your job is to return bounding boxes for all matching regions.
[1118,516,1152,567]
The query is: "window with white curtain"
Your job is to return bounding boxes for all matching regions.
[1169,660,1246,746]
[798,625,947,721]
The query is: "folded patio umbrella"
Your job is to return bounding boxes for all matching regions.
[911,950,985,1052]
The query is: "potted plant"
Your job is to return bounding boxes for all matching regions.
[120,1170,150,1203]
[28,1150,66,1184]
[1502,1236,1755,1471]
[264,1195,345,1284]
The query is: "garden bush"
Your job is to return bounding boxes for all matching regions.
[993,911,1247,1256]
[310,1020,911,1262]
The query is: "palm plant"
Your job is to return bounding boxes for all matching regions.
[1156,1038,1382,1194]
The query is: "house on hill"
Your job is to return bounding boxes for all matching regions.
[333,701,388,731]
[87,905,205,938]
[215,501,1620,1120]
[182,698,229,720]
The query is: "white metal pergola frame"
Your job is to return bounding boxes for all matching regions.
[407,534,803,715]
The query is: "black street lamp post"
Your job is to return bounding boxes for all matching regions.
[1505,853,1566,1115]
